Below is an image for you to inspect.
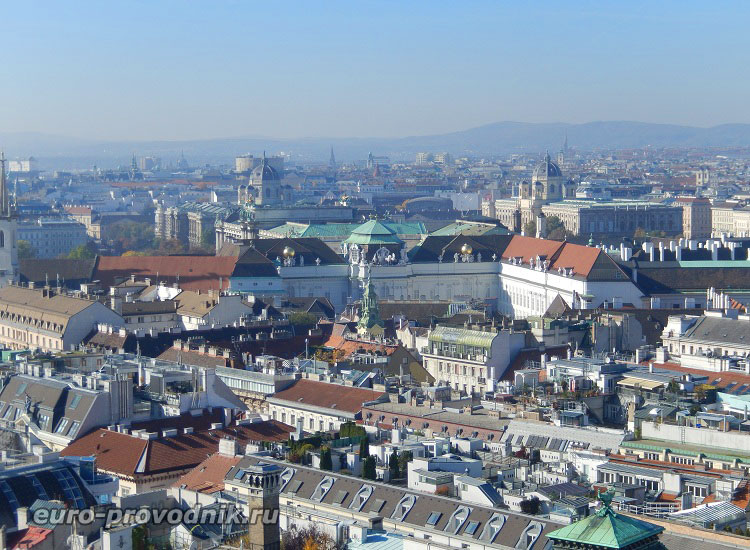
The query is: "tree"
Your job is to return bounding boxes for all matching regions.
[106,220,154,251]
[289,312,319,327]
[155,238,187,255]
[389,451,400,479]
[17,240,36,259]
[362,455,377,480]
[545,215,571,241]
[68,242,97,259]
[122,250,147,257]
[201,226,215,250]
[359,437,370,459]
[339,422,366,439]
[666,379,680,394]
[278,524,346,550]
[695,384,708,402]
[398,450,413,474]
[520,496,541,515]
[320,446,333,471]
[523,220,536,237]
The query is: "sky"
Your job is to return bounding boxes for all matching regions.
[2,1,749,141]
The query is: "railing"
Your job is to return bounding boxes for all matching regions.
[614,500,678,518]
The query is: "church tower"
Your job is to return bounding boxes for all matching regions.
[0,153,18,287]
[251,152,282,206]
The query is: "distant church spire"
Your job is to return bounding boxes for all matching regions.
[329,146,336,170]
[0,151,7,217]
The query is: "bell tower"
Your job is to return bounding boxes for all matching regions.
[0,153,18,287]
[242,462,281,550]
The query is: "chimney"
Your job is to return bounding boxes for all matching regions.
[219,437,239,457]
[16,507,29,530]
[110,296,122,315]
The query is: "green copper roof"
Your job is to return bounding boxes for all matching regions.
[547,496,663,549]
[431,222,510,237]
[428,325,497,350]
[344,220,404,245]
[269,221,424,241]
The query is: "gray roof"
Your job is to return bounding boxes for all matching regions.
[229,456,560,548]
[683,316,750,348]
[502,419,625,452]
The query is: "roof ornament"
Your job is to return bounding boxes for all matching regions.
[596,488,615,516]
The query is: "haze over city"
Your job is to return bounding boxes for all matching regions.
[3,1,750,143]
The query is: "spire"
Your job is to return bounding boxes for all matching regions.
[0,151,7,217]
[329,146,336,169]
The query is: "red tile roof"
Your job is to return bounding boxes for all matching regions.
[94,256,237,292]
[502,236,563,265]
[270,379,385,413]
[643,361,750,393]
[501,236,606,278]
[549,242,602,277]
[65,205,92,215]
[60,420,292,476]
[7,527,53,549]
[174,453,242,493]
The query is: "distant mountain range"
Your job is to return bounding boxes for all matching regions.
[3,121,750,169]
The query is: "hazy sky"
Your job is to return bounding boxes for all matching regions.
[3,1,749,141]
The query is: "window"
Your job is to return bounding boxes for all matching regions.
[426,512,441,526]
[69,395,82,410]
[67,421,80,437]
[55,418,69,434]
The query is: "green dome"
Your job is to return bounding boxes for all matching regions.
[344,220,404,246]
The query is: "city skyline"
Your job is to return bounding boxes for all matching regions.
[3,1,750,141]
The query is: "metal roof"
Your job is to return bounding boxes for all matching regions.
[428,326,497,349]
[547,501,663,549]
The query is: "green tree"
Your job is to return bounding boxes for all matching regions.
[106,220,154,251]
[201,226,215,249]
[362,455,376,480]
[288,312,318,326]
[398,450,413,474]
[340,422,366,439]
[545,215,571,241]
[523,220,536,237]
[520,496,541,515]
[67,242,97,259]
[155,238,187,255]
[320,446,333,471]
[389,451,400,479]
[17,240,36,259]
[359,437,370,459]
[695,384,708,402]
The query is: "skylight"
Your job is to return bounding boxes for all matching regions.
[427,512,442,526]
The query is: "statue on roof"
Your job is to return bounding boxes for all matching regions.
[357,276,383,334]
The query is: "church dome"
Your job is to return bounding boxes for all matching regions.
[252,158,279,182]
[532,152,562,181]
